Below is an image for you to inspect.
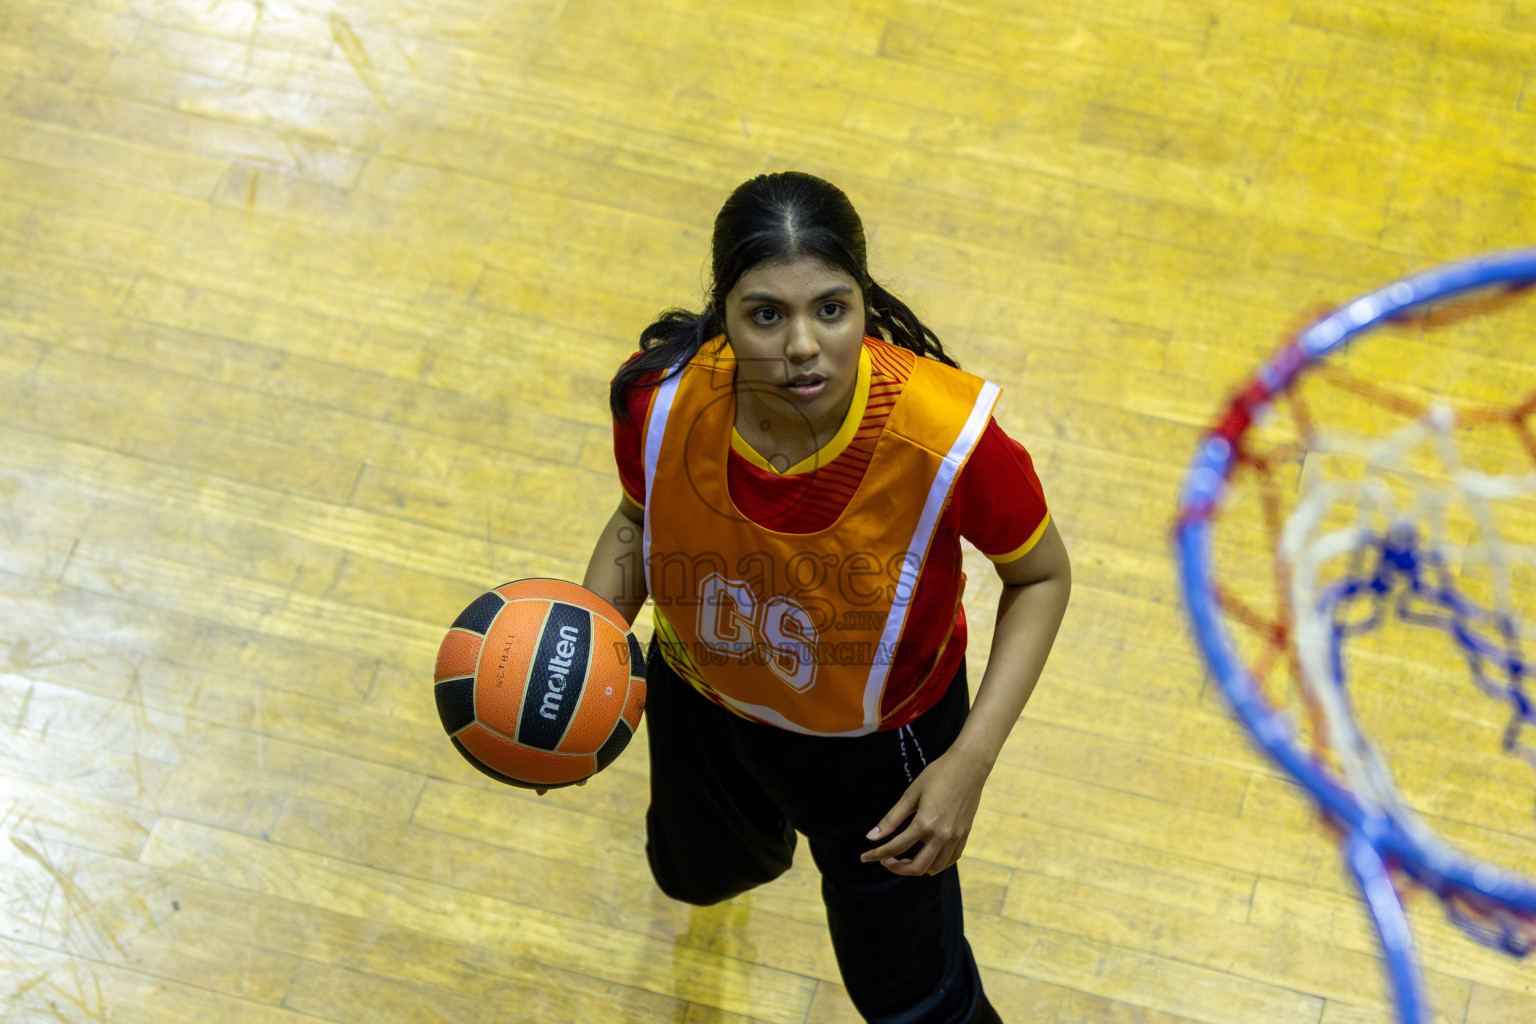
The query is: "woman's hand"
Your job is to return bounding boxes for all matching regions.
[534,779,587,797]
[860,747,993,875]
[858,518,1071,875]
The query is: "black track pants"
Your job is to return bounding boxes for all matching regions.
[642,646,1001,1024]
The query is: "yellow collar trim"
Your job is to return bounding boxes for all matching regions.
[731,343,872,477]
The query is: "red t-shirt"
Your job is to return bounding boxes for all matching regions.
[613,341,1050,727]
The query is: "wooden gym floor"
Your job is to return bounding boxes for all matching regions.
[3,1,1535,1021]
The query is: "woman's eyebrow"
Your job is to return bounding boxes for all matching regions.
[740,285,855,303]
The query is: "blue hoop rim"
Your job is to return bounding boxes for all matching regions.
[1173,247,1536,912]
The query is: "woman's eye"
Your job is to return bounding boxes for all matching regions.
[819,303,844,318]
[752,308,781,324]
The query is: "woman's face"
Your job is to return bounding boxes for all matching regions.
[722,255,866,439]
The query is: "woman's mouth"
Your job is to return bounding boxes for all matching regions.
[781,375,827,399]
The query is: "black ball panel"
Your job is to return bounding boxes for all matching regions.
[434,676,477,735]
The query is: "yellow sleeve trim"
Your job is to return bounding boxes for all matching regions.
[730,344,872,476]
[983,511,1051,564]
[620,483,645,510]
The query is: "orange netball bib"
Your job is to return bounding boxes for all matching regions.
[642,337,1000,736]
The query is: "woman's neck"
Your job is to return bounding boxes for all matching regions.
[733,384,856,474]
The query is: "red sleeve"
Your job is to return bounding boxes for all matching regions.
[951,418,1050,562]
[612,354,658,507]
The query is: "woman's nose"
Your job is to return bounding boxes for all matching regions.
[785,316,819,362]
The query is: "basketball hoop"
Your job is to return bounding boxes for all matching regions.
[1174,249,1536,1023]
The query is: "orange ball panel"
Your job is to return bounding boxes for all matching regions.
[622,674,647,731]
[592,623,634,678]
[434,629,483,683]
[457,723,595,786]
[495,578,630,633]
[473,600,551,733]
[556,619,632,754]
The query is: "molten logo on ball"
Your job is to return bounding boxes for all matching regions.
[541,623,583,720]
[520,603,590,751]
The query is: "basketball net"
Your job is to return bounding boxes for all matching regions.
[1277,396,1536,954]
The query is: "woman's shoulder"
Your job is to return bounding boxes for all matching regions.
[615,348,660,380]
[614,350,666,421]
[948,417,1048,558]
[611,352,656,507]
[966,417,1037,476]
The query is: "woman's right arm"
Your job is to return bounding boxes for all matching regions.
[582,497,648,626]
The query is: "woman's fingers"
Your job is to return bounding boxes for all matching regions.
[535,778,586,798]
[862,822,921,864]
[866,817,966,874]
[865,791,918,844]
[863,751,984,874]
[883,838,945,876]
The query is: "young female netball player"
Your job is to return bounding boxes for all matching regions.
[580,171,1071,1024]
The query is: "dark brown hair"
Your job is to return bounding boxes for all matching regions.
[610,172,956,419]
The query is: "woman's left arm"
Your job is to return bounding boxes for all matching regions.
[861,519,1072,875]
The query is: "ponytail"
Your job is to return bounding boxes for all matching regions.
[866,280,959,369]
[609,306,723,421]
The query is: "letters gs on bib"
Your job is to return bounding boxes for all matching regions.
[698,573,820,692]
[665,553,923,692]
[432,579,646,790]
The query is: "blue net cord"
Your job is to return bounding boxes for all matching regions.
[1320,525,1536,777]
[1313,522,1536,953]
